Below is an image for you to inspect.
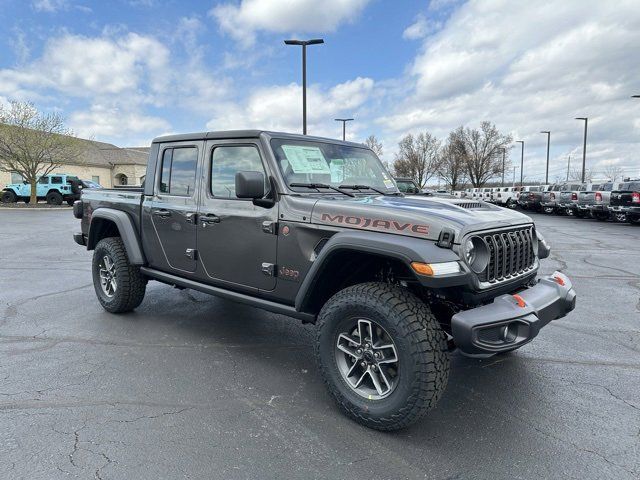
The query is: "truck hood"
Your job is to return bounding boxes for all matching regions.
[310,195,532,243]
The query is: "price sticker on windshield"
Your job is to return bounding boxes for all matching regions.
[281,145,330,174]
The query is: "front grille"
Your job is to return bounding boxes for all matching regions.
[476,226,536,284]
[455,202,484,209]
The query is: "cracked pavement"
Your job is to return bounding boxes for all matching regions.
[1,209,639,479]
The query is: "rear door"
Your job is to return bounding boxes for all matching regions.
[195,139,278,291]
[144,141,202,273]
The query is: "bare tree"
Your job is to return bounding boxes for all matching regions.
[364,135,383,157]
[0,101,81,203]
[603,164,624,182]
[454,122,512,188]
[393,132,441,188]
[437,132,467,191]
[568,167,592,182]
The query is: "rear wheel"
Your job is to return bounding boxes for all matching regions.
[46,191,63,205]
[613,212,628,223]
[1,190,17,203]
[542,206,555,214]
[316,282,450,431]
[66,198,76,206]
[565,208,575,216]
[92,237,147,313]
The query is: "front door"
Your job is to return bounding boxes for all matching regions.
[196,140,278,291]
[146,142,201,273]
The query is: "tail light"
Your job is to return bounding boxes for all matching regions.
[595,192,602,202]
[529,192,535,199]
[571,193,578,200]
[633,192,640,203]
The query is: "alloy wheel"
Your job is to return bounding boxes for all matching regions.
[335,318,399,400]
[98,255,117,297]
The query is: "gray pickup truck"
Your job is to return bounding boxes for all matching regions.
[73,130,576,430]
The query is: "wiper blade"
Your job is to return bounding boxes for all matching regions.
[289,182,355,197]
[339,184,389,196]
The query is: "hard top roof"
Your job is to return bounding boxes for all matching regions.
[152,130,368,148]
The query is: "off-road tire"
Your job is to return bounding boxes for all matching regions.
[1,190,17,203]
[92,237,146,313]
[46,191,63,205]
[23,197,31,204]
[315,282,450,431]
[66,198,76,206]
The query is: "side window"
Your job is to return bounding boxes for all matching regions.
[159,147,198,196]
[51,176,63,184]
[38,176,49,184]
[211,145,266,199]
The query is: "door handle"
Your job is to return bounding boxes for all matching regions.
[200,214,220,227]
[153,209,171,218]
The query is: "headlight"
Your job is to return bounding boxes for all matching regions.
[464,238,475,265]
[462,236,489,273]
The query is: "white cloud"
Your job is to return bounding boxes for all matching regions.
[210,0,371,47]
[207,77,375,139]
[403,14,439,40]
[378,0,640,181]
[32,0,68,12]
[69,104,170,139]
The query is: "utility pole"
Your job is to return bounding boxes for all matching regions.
[284,39,324,135]
[499,148,506,187]
[566,155,571,182]
[540,131,550,184]
[512,167,516,186]
[334,118,354,141]
[575,117,588,183]
[515,140,524,185]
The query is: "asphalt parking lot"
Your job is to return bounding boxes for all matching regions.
[1,209,639,480]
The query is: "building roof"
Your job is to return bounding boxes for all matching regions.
[0,123,149,168]
[74,138,149,167]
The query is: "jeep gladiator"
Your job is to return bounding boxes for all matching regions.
[73,130,576,430]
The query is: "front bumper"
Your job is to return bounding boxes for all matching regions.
[451,271,576,354]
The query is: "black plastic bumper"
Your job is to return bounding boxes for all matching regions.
[451,271,576,354]
[73,232,86,246]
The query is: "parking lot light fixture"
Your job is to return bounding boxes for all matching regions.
[575,117,588,183]
[284,38,325,135]
[334,118,354,141]
[516,141,524,185]
[540,131,550,184]
[499,148,506,186]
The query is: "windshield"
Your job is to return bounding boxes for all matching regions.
[270,138,397,193]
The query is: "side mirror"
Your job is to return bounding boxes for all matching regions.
[235,171,265,199]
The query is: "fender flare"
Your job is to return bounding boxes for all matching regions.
[294,230,463,313]
[88,208,145,265]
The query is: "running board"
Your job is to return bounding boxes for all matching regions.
[140,267,315,323]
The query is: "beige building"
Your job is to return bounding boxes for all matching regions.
[0,136,149,188]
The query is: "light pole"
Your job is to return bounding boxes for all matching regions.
[516,140,524,185]
[284,38,324,135]
[334,118,354,141]
[499,148,506,186]
[540,131,550,184]
[575,117,588,183]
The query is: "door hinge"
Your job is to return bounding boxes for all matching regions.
[185,248,197,260]
[261,262,275,277]
[262,221,278,234]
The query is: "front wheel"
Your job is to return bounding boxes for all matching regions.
[92,237,147,313]
[1,190,17,203]
[542,206,555,214]
[315,282,450,431]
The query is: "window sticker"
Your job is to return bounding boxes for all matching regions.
[330,158,345,182]
[383,179,395,189]
[281,145,330,174]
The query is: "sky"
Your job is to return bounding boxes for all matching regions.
[1,0,639,183]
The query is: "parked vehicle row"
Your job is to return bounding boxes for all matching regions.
[455,180,640,225]
[1,174,102,205]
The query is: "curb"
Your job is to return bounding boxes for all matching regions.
[0,207,72,211]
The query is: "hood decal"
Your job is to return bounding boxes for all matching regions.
[320,213,429,236]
